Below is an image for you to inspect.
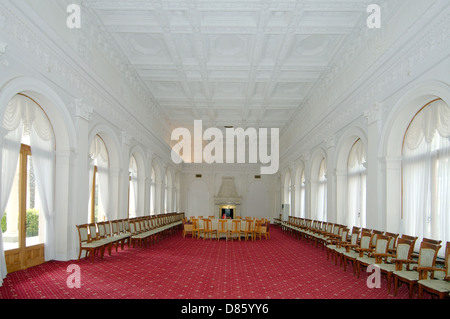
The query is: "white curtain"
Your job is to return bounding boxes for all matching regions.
[1,94,56,283]
[300,171,306,218]
[30,122,55,261]
[317,158,327,221]
[347,139,367,229]
[129,156,138,217]
[89,135,110,221]
[0,123,23,284]
[402,100,450,256]
[150,170,156,215]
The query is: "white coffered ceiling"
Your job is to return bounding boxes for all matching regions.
[82,0,380,133]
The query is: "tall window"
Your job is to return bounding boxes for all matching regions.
[299,170,306,218]
[317,158,327,221]
[347,139,367,229]
[150,167,156,215]
[88,135,109,223]
[128,155,138,218]
[402,99,450,255]
[1,94,54,271]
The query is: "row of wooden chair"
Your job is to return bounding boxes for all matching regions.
[76,213,184,261]
[279,216,450,299]
[186,218,271,241]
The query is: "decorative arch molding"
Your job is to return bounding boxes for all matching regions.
[88,123,121,171]
[294,160,306,183]
[0,76,76,152]
[334,126,368,173]
[380,80,450,159]
[309,147,327,180]
[129,144,148,178]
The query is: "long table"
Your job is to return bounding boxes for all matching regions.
[195,218,253,239]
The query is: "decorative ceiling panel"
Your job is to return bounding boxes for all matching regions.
[84,0,376,131]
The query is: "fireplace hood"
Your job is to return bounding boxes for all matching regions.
[214,176,241,218]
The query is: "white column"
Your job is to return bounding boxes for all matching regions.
[54,149,73,260]
[364,103,383,230]
[325,135,336,223]
[119,131,132,218]
[69,99,92,260]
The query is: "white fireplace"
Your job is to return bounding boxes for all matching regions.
[214,176,241,219]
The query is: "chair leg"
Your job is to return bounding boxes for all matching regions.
[394,276,398,296]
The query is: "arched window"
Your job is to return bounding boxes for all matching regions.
[1,94,55,271]
[317,158,327,221]
[402,99,450,254]
[150,167,156,215]
[347,139,367,229]
[299,170,306,218]
[88,135,109,223]
[128,155,138,218]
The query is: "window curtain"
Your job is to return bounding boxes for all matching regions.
[347,139,367,229]
[89,135,110,221]
[150,169,156,215]
[317,159,327,221]
[129,156,138,217]
[402,100,450,256]
[0,123,23,285]
[300,171,306,218]
[1,94,55,282]
[29,113,55,261]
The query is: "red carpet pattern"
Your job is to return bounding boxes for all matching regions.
[0,227,413,299]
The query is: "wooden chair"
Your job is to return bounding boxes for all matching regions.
[182,218,193,238]
[356,234,392,278]
[203,219,217,240]
[260,221,271,240]
[418,241,450,299]
[335,229,359,267]
[76,224,105,262]
[375,237,416,294]
[393,241,441,299]
[244,219,254,241]
[192,218,203,239]
[231,219,241,241]
[326,227,349,262]
[217,219,229,241]
[111,220,131,249]
[253,220,263,240]
[342,231,372,274]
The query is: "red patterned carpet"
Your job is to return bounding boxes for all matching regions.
[0,226,414,299]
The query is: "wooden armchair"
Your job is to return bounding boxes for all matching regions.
[393,241,441,298]
[418,241,450,299]
[342,231,372,274]
[356,234,392,278]
[335,229,360,267]
[326,228,349,263]
[376,237,415,294]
